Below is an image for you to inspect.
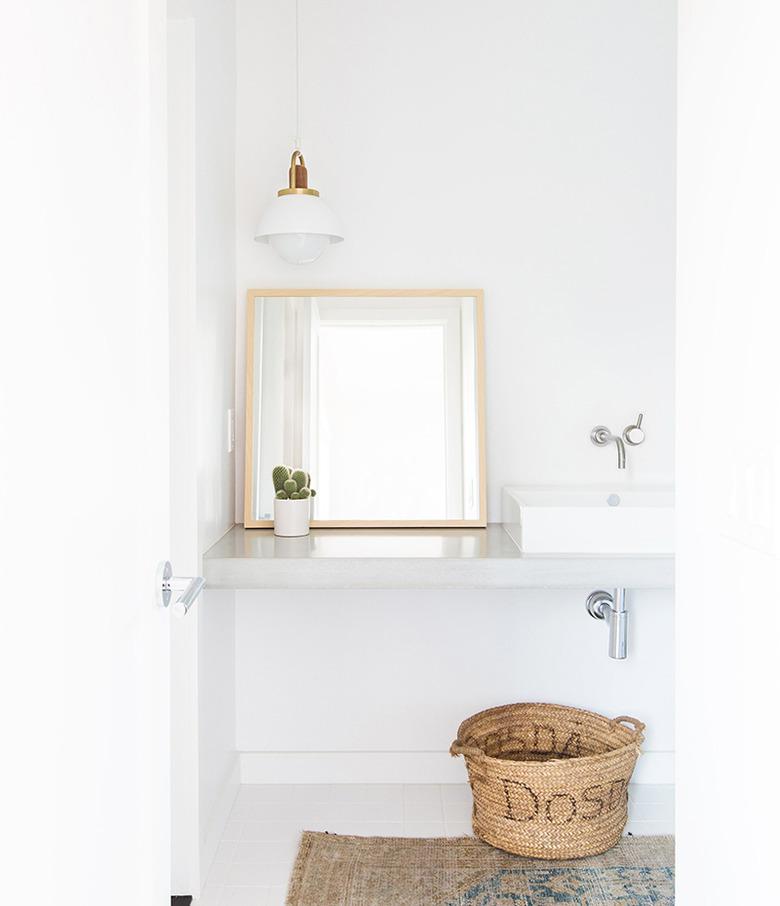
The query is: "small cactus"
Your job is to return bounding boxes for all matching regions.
[272,464,316,501]
[272,465,291,492]
[290,469,308,491]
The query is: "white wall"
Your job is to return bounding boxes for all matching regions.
[236,588,673,783]
[192,0,237,553]
[197,588,238,878]
[168,0,238,896]
[233,0,676,782]
[235,0,676,521]
[191,0,239,877]
[676,1,780,901]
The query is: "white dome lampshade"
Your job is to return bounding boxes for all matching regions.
[254,150,344,265]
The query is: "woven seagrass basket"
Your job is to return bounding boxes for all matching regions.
[450,702,645,859]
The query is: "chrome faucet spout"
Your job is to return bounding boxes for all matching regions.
[616,436,626,469]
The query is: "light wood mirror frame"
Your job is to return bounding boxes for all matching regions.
[244,289,487,528]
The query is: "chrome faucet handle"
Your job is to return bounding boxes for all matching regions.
[590,424,627,468]
[622,413,645,446]
[590,426,613,446]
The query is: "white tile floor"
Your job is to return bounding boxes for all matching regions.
[198,782,674,905]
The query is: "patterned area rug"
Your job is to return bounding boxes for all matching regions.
[287,832,674,905]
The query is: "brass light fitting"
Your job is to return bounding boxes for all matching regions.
[278,149,320,197]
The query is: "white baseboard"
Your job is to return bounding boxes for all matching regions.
[200,753,240,887]
[240,750,674,785]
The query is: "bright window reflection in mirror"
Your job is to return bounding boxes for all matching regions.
[245,291,485,527]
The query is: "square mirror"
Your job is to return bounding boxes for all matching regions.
[244,289,486,527]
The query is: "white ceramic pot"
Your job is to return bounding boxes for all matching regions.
[273,498,311,537]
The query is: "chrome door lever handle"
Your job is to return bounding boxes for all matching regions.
[156,561,206,615]
[172,577,206,617]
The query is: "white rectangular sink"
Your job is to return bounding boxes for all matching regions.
[502,485,674,554]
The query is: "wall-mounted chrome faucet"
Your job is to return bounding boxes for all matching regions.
[590,413,645,469]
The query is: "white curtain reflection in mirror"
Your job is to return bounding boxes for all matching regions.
[248,294,483,526]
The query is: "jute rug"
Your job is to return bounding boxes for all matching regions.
[287,832,674,905]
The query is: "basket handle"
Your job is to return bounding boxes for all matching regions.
[450,739,484,760]
[611,715,646,739]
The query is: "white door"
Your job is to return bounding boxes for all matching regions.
[677,1,780,902]
[168,15,201,897]
[0,2,171,904]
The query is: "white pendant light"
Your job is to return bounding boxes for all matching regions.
[254,0,343,264]
[254,150,343,264]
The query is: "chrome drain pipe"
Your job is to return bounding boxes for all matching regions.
[586,588,628,659]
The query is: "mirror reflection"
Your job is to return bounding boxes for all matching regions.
[245,291,485,527]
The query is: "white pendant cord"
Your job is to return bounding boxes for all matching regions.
[294,0,302,150]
